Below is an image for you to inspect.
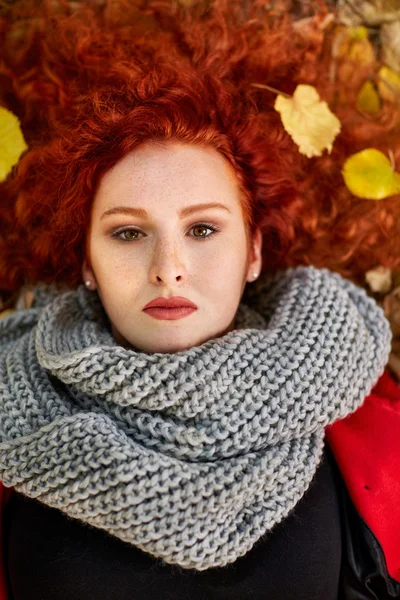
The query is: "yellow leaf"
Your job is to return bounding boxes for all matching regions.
[0,107,27,182]
[348,38,375,65]
[378,65,400,103]
[274,84,341,158]
[333,25,375,64]
[356,80,381,114]
[347,26,368,41]
[342,149,400,200]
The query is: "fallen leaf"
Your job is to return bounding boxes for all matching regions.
[331,25,351,59]
[292,14,335,42]
[274,85,341,158]
[378,65,400,102]
[337,0,400,27]
[23,290,35,309]
[392,270,400,289]
[347,36,376,65]
[356,80,381,114]
[381,20,400,72]
[342,148,400,200]
[365,265,392,293]
[348,26,369,41]
[332,25,375,63]
[0,106,28,182]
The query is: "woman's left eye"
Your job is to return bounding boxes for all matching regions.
[112,229,142,242]
[189,223,220,240]
[112,223,220,242]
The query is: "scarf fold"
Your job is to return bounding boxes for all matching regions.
[0,266,392,570]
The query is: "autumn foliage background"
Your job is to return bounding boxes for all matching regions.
[0,0,400,299]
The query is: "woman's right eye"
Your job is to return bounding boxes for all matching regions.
[111,228,142,242]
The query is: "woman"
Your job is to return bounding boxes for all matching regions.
[0,0,399,598]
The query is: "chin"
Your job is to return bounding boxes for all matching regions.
[134,332,208,354]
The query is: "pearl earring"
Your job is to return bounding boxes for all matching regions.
[85,280,91,288]
[252,272,258,280]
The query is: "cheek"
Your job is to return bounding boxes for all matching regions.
[196,250,247,294]
[198,230,248,269]
[90,242,143,283]
[213,237,248,274]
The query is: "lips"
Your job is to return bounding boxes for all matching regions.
[143,296,198,310]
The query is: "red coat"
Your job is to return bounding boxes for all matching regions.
[326,368,400,593]
[1,369,399,598]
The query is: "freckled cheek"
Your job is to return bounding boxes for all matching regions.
[92,245,145,280]
[217,248,247,275]
[198,259,244,294]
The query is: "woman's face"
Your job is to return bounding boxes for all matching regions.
[82,140,262,353]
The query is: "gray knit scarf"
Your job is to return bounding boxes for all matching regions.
[0,266,392,571]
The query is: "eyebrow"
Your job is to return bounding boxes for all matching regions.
[100,202,232,220]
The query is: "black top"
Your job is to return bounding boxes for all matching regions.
[4,446,342,600]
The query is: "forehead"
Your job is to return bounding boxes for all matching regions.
[92,141,241,213]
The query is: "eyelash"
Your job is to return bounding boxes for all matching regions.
[111,222,221,243]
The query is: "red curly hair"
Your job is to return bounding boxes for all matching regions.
[0,0,399,293]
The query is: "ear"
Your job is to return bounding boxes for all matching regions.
[246,227,263,282]
[81,258,97,291]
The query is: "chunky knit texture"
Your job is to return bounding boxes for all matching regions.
[0,266,392,570]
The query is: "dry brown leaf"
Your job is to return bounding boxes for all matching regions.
[337,0,400,27]
[381,20,400,72]
[293,14,335,37]
[365,266,392,293]
[331,25,351,59]
[378,65,400,102]
[23,290,35,309]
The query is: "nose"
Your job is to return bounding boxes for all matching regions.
[149,239,187,285]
